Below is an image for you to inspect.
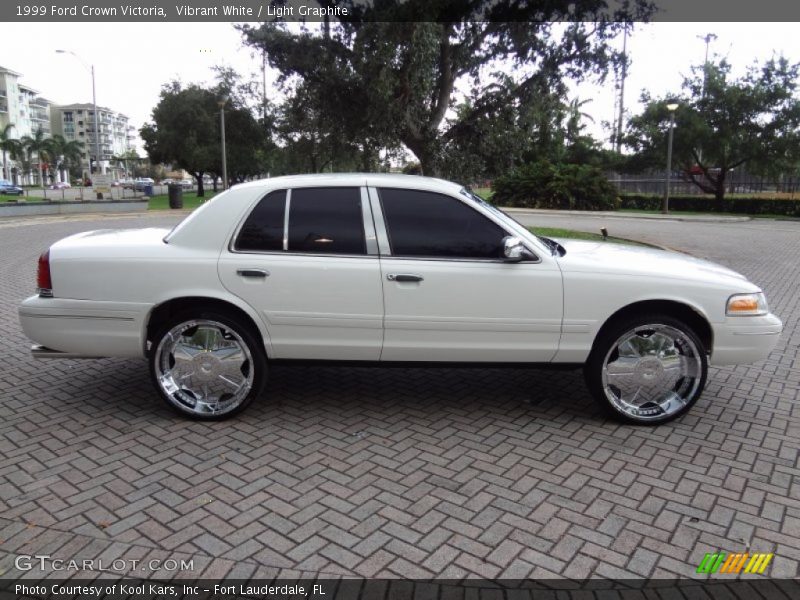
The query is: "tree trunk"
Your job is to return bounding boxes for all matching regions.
[715,172,726,202]
[195,173,205,197]
[2,150,6,180]
[403,136,438,177]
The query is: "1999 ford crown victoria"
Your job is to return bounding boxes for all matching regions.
[18,174,782,424]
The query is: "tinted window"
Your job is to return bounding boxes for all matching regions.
[235,189,286,251]
[288,187,365,255]
[379,188,506,258]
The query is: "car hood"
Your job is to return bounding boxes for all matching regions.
[554,238,753,286]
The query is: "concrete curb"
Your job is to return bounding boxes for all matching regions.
[0,210,191,229]
[502,207,753,223]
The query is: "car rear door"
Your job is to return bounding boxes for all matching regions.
[371,186,563,362]
[218,186,384,360]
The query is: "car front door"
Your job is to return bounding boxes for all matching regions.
[372,187,563,362]
[218,186,384,360]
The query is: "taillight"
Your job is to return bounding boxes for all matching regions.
[37,250,53,297]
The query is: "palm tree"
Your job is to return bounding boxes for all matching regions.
[46,135,84,183]
[0,123,17,180]
[21,128,50,187]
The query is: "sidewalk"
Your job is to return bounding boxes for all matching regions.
[502,207,752,222]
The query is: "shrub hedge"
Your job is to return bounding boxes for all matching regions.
[491,161,620,211]
[620,194,800,217]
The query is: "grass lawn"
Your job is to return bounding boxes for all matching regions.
[148,192,218,211]
[1,194,47,202]
[530,226,649,246]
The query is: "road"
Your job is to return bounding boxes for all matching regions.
[0,211,798,581]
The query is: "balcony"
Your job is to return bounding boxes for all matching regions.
[31,109,48,121]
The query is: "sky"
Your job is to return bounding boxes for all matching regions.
[2,21,799,155]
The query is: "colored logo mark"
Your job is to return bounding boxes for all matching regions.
[696,552,773,574]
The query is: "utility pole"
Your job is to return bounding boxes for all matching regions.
[697,33,717,98]
[262,49,267,123]
[615,25,629,154]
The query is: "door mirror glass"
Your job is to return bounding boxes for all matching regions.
[503,236,534,262]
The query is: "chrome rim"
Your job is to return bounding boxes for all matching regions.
[154,319,254,416]
[602,323,703,421]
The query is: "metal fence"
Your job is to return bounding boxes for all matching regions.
[609,173,800,199]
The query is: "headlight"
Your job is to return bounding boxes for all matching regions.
[726,292,768,316]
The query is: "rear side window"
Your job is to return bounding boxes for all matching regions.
[235,189,286,251]
[288,187,365,255]
[378,188,507,259]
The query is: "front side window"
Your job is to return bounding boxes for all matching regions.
[235,189,286,251]
[288,187,365,255]
[378,188,507,259]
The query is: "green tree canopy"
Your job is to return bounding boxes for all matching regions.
[140,79,267,196]
[625,57,800,200]
[21,127,50,187]
[239,0,652,177]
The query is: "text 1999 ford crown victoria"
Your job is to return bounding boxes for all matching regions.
[18,174,782,423]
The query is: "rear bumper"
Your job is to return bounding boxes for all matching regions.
[18,295,152,358]
[710,313,782,366]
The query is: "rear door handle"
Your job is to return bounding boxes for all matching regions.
[387,273,423,282]
[237,269,269,278]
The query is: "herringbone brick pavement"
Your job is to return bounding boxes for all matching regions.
[0,213,798,580]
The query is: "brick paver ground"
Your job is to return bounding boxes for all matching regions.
[0,212,798,581]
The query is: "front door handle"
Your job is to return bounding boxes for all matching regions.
[237,269,269,278]
[387,273,423,282]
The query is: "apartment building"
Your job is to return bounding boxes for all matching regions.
[1,64,135,183]
[50,104,136,177]
[1,65,53,183]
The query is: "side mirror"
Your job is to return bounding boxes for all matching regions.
[503,236,534,262]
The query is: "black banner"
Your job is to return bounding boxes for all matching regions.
[2,1,800,23]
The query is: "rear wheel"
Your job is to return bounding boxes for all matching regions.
[149,310,267,419]
[584,314,708,424]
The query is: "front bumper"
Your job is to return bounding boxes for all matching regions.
[710,312,783,366]
[18,295,152,358]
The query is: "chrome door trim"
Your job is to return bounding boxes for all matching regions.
[366,186,392,256]
[361,187,379,256]
[282,188,291,251]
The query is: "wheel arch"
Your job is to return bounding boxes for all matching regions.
[590,299,713,358]
[144,295,271,357]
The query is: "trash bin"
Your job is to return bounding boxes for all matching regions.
[143,184,154,197]
[168,183,183,209]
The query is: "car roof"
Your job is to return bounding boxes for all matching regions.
[232,173,464,194]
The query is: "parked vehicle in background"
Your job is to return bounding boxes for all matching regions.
[120,179,135,189]
[49,182,71,190]
[0,179,24,195]
[17,174,782,424]
[134,177,155,191]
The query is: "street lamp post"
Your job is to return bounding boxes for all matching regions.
[663,102,679,214]
[218,96,228,190]
[56,49,103,199]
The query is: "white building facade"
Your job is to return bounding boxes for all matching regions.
[1,64,135,185]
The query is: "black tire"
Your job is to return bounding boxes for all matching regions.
[148,309,267,420]
[584,313,708,425]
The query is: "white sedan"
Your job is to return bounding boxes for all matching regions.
[18,174,782,423]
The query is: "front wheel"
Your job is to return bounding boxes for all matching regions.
[584,315,708,425]
[149,311,267,419]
